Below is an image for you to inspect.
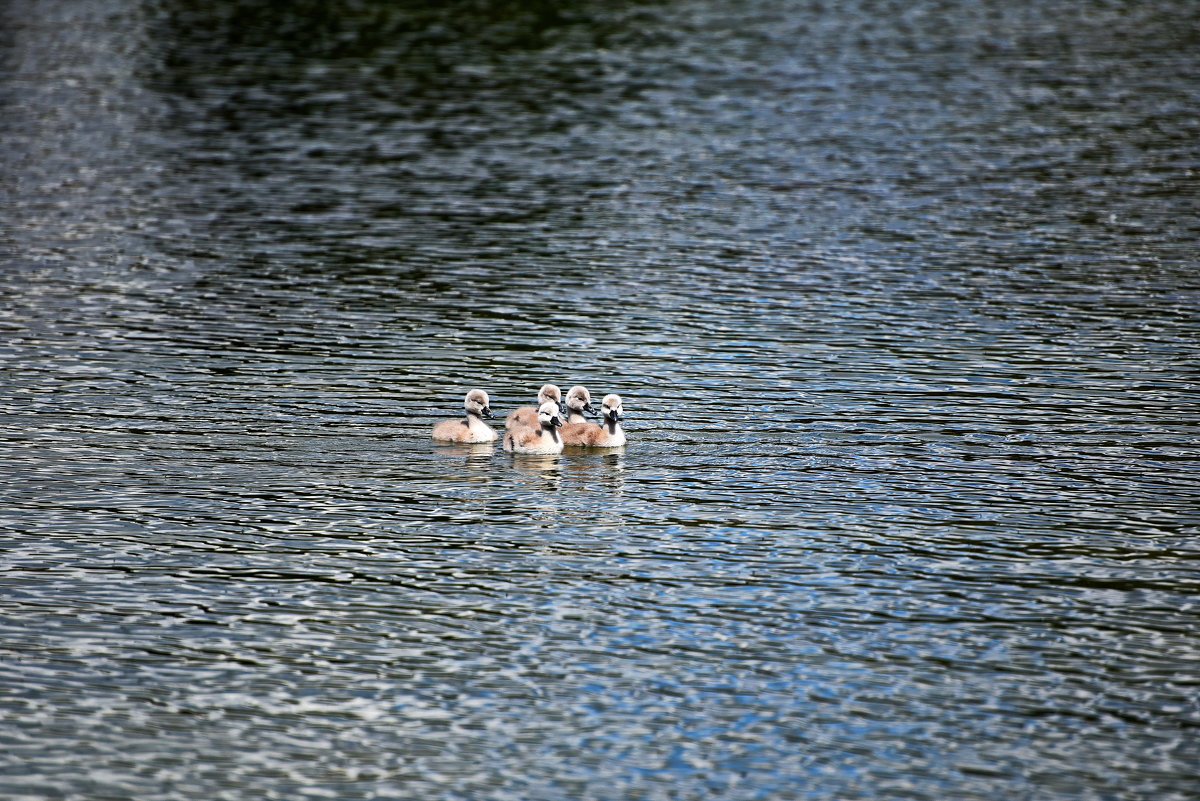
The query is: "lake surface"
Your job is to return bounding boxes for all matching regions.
[2,0,1198,798]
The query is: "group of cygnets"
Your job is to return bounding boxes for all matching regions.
[431,384,626,454]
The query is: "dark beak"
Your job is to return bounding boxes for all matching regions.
[583,403,595,415]
[481,407,494,419]
[557,402,567,416]
[551,417,563,427]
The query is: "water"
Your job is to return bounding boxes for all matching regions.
[2,0,1199,798]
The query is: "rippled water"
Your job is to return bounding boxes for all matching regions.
[2,0,1199,798]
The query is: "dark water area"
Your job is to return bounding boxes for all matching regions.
[2,0,1199,798]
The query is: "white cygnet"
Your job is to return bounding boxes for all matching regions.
[431,389,497,443]
[561,393,625,447]
[505,384,564,431]
[503,400,565,454]
[564,385,595,424]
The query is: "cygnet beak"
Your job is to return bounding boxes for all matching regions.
[551,416,563,427]
[583,403,595,415]
[481,406,494,419]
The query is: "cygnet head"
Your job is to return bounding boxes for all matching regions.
[538,384,565,415]
[538,399,564,428]
[465,389,493,418]
[566,385,594,416]
[601,394,623,422]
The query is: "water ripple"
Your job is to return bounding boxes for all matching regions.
[3,0,1199,799]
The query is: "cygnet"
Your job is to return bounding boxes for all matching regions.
[561,393,626,447]
[503,400,565,454]
[564,385,595,424]
[505,384,563,431]
[431,389,497,443]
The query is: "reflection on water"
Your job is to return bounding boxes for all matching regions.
[431,442,497,471]
[2,0,1199,799]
